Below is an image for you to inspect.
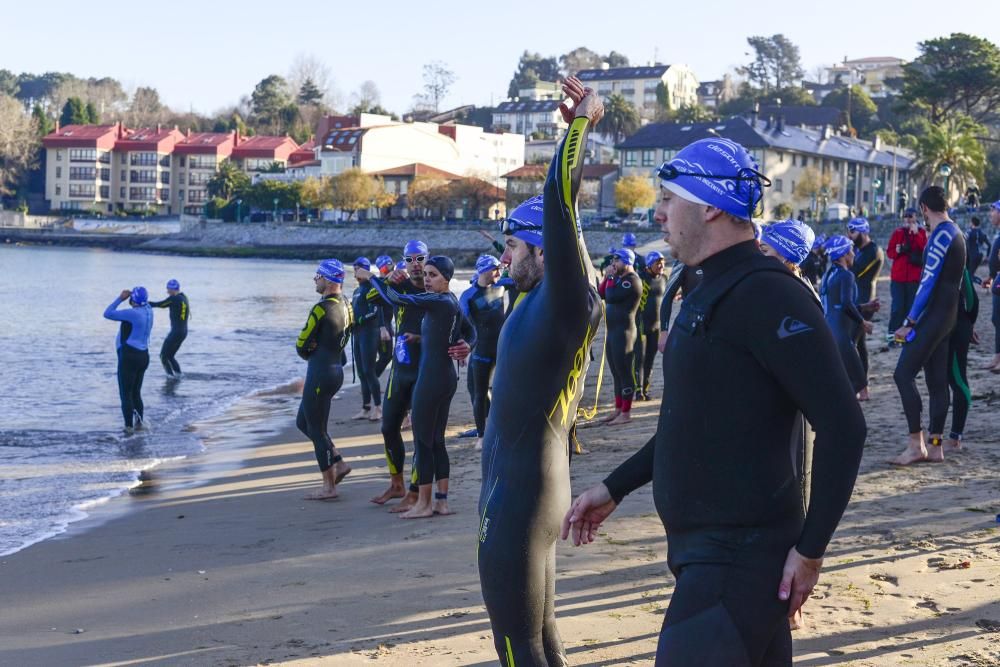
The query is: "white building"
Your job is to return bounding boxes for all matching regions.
[577,64,700,120]
[492,100,566,139]
[824,57,906,98]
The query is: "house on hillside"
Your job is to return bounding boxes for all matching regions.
[577,64,699,120]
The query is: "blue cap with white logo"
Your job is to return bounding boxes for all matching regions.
[825,235,853,261]
[644,250,664,266]
[847,217,870,234]
[166,279,180,290]
[130,286,148,305]
[622,232,637,247]
[613,248,635,266]
[375,255,393,270]
[394,260,407,271]
[353,256,372,271]
[316,259,345,283]
[404,240,428,257]
[476,254,501,275]
[505,194,544,247]
[761,219,816,266]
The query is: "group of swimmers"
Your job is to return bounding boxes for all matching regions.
[102,280,190,433]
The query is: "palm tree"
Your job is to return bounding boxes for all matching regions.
[598,94,640,144]
[912,114,987,200]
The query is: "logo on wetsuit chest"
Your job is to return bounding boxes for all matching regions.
[777,316,813,339]
[920,229,952,286]
[549,324,594,427]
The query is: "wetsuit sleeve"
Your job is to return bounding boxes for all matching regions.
[886,229,902,260]
[741,275,866,558]
[103,297,137,323]
[459,311,477,348]
[907,226,950,324]
[459,286,476,318]
[149,297,170,308]
[540,116,594,308]
[602,435,655,504]
[660,264,686,330]
[839,272,864,324]
[368,276,445,311]
[295,303,326,360]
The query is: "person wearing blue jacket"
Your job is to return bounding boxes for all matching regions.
[104,287,154,433]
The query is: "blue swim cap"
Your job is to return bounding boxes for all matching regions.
[375,255,393,270]
[476,254,501,275]
[353,256,371,271]
[613,248,635,266]
[812,233,826,250]
[130,286,148,305]
[316,258,344,283]
[825,235,853,261]
[403,240,428,256]
[505,194,544,247]
[847,217,870,234]
[394,260,407,271]
[166,279,180,290]
[658,138,768,221]
[761,219,816,266]
[622,232,637,247]
[645,250,664,266]
[991,200,1000,212]
[425,255,455,281]
[903,207,918,217]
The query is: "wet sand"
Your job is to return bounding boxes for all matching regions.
[1,277,998,666]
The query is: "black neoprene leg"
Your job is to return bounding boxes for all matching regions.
[160,330,185,375]
[471,358,494,436]
[297,362,344,471]
[380,365,416,476]
[633,329,645,392]
[431,379,457,482]
[993,293,1000,354]
[410,380,439,486]
[924,338,951,435]
[895,343,926,434]
[131,350,148,420]
[117,349,135,428]
[642,329,659,392]
[948,324,972,438]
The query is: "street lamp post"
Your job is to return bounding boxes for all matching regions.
[819,186,830,220]
[871,177,882,214]
[939,163,952,202]
[235,198,242,223]
[272,197,279,222]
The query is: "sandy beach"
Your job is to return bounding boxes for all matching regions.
[2,275,999,667]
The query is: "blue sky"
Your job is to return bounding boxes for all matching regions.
[2,0,997,117]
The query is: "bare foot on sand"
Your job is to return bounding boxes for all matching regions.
[333,461,352,485]
[475,437,483,451]
[352,409,370,420]
[401,501,434,519]
[608,412,632,425]
[945,438,963,452]
[305,485,339,500]
[433,499,454,516]
[600,410,621,423]
[890,436,928,466]
[369,406,382,421]
[925,438,945,462]
[388,492,418,513]
[370,485,406,505]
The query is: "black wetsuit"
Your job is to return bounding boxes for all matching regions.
[990,231,1000,355]
[851,241,883,380]
[369,279,474,486]
[460,281,507,437]
[295,294,352,471]
[660,262,703,332]
[379,279,425,484]
[478,116,604,666]
[821,265,867,393]
[894,221,966,436]
[948,268,979,441]
[603,242,866,667]
[601,270,642,405]
[966,226,989,276]
[150,293,189,375]
[633,267,667,396]
[352,280,384,409]
[374,292,394,376]
[800,250,825,289]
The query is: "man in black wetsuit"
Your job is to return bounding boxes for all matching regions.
[599,248,642,425]
[351,257,384,422]
[460,254,507,451]
[295,259,353,500]
[150,279,190,377]
[891,186,967,465]
[985,201,1000,372]
[965,216,990,278]
[478,77,604,666]
[561,137,866,667]
[847,218,884,400]
[799,236,827,290]
[634,250,667,399]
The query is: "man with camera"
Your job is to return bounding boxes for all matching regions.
[886,208,928,344]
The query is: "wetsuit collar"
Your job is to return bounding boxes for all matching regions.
[698,240,764,281]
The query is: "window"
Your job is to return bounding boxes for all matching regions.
[99,168,110,181]
[60,201,74,210]
[189,157,217,170]
[129,187,156,201]
[775,179,783,193]
[642,149,656,167]
[777,152,784,163]
[160,172,170,185]
[69,183,96,198]
[624,151,637,167]
[55,185,61,196]
[98,151,111,164]
[791,154,797,167]
[791,181,796,194]
[159,188,170,201]
[56,167,62,178]
[863,166,871,177]
[179,189,185,202]
[56,151,63,161]
[120,170,126,182]
[69,166,97,180]
[70,148,97,162]
[188,189,207,203]
[99,186,110,199]
[120,187,126,199]
[159,155,170,168]
[179,156,186,167]
[130,152,158,166]
[130,170,157,184]
[399,180,408,195]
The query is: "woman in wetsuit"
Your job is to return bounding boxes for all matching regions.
[820,236,872,396]
[460,254,507,451]
[634,250,667,400]
[351,257,384,422]
[365,256,475,519]
[149,279,189,377]
[295,259,353,500]
[599,247,643,425]
[104,286,154,433]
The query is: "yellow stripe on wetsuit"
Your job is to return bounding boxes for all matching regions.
[559,117,589,278]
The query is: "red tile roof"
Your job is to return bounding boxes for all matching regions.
[42,124,121,149]
[504,164,618,179]
[231,135,298,160]
[372,163,463,180]
[321,128,366,153]
[115,127,185,152]
[174,132,237,155]
[288,139,316,165]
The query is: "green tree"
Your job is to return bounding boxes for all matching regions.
[0,69,18,97]
[32,104,53,136]
[59,97,88,126]
[408,174,451,219]
[675,104,715,123]
[297,77,324,106]
[772,202,794,219]
[605,51,630,68]
[911,114,987,197]
[507,51,560,98]
[598,94,640,144]
[84,101,99,124]
[206,160,251,200]
[243,179,301,213]
[330,167,381,220]
[0,94,39,196]
[739,34,805,94]
[560,47,603,77]
[901,33,1000,123]
[614,174,656,213]
[448,176,499,219]
[822,85,878,136]
[251,75,293,132]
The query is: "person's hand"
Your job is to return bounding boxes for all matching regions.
[894,325,912,342]
[863,321,874,335]
[983,278,992,291]
[119,289,132,300]
[778,547,823,618]
[561,483,618,546]
[402,333,421,344]
[448,339,471,362]
[380,326,391,343]
[657,330,669,353]
[870,298,881,312]
[558,76,586,124]
[389,269,408,284]
[971,328,981,345]
[573,88,605,128]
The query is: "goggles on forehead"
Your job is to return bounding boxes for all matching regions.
[657,162,771,220]
[499,218,541,234]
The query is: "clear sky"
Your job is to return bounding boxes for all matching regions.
[2,0,997,118]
